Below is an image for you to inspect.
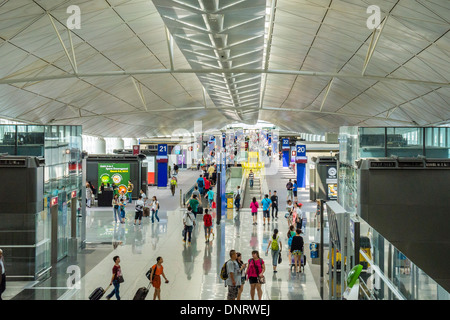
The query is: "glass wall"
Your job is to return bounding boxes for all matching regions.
[360,127,386,158]
[386,127,424,157]
[0,124,83,275]
[425,127,450,158]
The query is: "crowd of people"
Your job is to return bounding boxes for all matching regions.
[90,159,307,301]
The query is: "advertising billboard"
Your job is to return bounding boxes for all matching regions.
[98,163,130,194]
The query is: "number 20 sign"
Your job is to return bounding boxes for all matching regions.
[297,145,306,156]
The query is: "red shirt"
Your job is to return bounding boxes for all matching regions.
[204,178,211,190]
[203,214,212,227]
[112,265,121,280]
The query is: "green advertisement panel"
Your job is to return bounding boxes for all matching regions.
[98,163,130,194]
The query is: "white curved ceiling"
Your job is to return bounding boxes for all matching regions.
[0,0,448,138]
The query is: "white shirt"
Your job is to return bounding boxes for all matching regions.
[0,257,4,274]
[151,200,159,211]
[183,211,195,227]
[135,199,145,209]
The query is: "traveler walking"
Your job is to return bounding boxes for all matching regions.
[203,209,213,243]
[203,175,211,193]
[148,257,169,300]
[225,250,241,301]
[266,229,282,273]
[139,189,148,204]
[86,182,93,208]
[248,170,254,188]
[188,194,200,218]
[246,251,265,300]
[270,191,279,220]
[293,180,298,202]
[234,186,241,211]
[170,176,177,196]
[127,180,134,203]
[150,196,160,224]
[286,225,296,262]
[290,228,304,273]
[119,198,126,224]
[134,195,144,226]
[196,175,205,196]
[261,194,272,226]
[0,249,6,300]
[183,208,196,245]
[106,256,123,300]
[285,199,293,227]
[205,188,215,209]
[236,252,247,300]
[173,163,179,175]
[286,179,293,201]
[250,197,259,225]
[112,194,120,223]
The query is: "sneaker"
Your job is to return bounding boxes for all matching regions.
[182,240,186,243]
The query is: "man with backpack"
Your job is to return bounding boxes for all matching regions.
[196,174,205,195]
[221,250,241,300]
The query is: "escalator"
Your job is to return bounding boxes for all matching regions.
[242,176,262,209]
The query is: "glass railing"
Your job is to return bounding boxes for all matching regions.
[358,219,450,300]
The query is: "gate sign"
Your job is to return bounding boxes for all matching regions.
[133,145,140,155]
[156,144,168,162]
[295,144,307,163]
[282,138,290,151]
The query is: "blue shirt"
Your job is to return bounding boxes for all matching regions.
[197,178,204,188]
[207,190,214,200]
[261,198,271,211]
[293,183,298,191]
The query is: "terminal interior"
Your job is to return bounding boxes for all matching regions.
[0,0,449,301]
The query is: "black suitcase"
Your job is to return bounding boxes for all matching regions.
[133,284,151,300]
[198,206,203,215]
[89,285,110,300]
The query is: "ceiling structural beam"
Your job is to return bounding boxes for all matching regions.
[165,27,175,71]
[1,68,448,87]
[362,14,389,76]
[130,77,147,111]
[319,77,334,112]
[46,12,78,74]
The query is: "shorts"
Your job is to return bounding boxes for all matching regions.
[204,226,212,235]
[292,250,302,256]
[293,190,298,197]
[248,277,259,285]
[251,211,258,216]
[134,210,143,220]
[263,210,270,218]
[287,190,293,197]
[227,285,239,300]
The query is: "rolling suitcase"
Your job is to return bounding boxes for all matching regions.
[89,284,111,300]
[133,283,151,300]
[143,207,150,217]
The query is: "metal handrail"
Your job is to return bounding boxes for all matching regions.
[359,249,406,300]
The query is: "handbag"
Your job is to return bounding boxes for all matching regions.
[116,275,124,283]
[278,251,282,264]
[253,259,265,284]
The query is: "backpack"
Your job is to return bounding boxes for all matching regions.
[146,264,157,281]
[220,259,231,280]
[271,236,279,251]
